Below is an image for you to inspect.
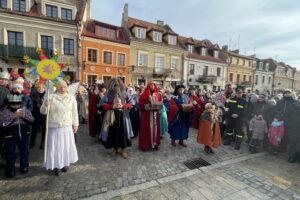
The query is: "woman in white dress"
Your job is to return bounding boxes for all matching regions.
[40,80,79,176]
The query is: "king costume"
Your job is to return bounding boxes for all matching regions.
[99,78,133,158]
[139,83,162,151]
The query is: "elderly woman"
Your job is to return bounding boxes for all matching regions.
[40,80,79,176]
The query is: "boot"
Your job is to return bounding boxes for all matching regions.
[179,140,187,147]
[204,146,210,154]
[54,168,60,176]
[61,167,68,173]
[154,145,159,150]
[171,140,176,147]
[121,149,128,159]
[111,149,117,156]
[223,136,232,145]
[234,137,242,150]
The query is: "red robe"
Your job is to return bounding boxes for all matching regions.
[139,84,162,150]
[88,92,97,137]
[189,95,206,129]
[197,114,222,148]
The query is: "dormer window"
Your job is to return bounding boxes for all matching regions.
[13,0,26,12]
[168,35,176,45]
[259,62,263,69]
[0,0,7,9]
[136,28,145,39]
[214,50,219,58]
[266,63,269,71]
[46,5,58,18]
[188,45,193,53]
[201,48,206,56]
[99,26,116,38]
[153,32,161,42]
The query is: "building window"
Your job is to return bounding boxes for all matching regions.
[87,75,97,86]
[201,48,206,56]
[189,64,195,75]
[243,75,246,81]
[153,32,161,42]
[136,28,145,39]
[61,8,72,21]
[249,76,252,82]
[41,35,53,49]
[243,59,245,66]
[103,51,112,64]
[168,35,176,45]
[99,27,116,38]
[237,58,240,65]
[217,68,221,77]
[138,53,148,66]
[237,74,240,83]
[188,45,193,53]
[13,0,25,12]
[259,62,263,69]
[8,31,23,46]
[229,73,233,82]
[63,38,74,55]
[255,75,258,85]
[117,53,126,66]
[249,61,251,67]
[266,63,269,71]
[171,58,178,70]
[46,5,58,18]
[155,56,164,68]
[87,49,97,63]
[0,0,7,8]
[214,50,219,58]
[268,76,271,84]
[262,76,265,84]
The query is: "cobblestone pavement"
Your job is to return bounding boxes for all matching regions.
[89,155,300,200]
[0,124,253,200]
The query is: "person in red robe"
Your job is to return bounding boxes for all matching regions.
[197,103,222,154]
[139,83,162,151]
[189,89,206,129]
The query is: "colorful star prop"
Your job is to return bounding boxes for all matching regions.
[24,48,69,84]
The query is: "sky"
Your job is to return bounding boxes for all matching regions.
[92,0,300,68]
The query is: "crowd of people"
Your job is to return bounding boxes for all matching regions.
[0,71,299,179]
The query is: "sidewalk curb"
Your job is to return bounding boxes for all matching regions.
[81,152,266,200]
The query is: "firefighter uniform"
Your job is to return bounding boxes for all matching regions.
[224,96,247,150]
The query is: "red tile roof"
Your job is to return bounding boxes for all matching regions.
[82,19,130,45]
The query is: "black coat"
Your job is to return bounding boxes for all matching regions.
[285,102,300,142]
[276,97,295,120]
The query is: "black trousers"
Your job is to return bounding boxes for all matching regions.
[225,117,244,141]
[288,140,299,160]
[30,114,46,146]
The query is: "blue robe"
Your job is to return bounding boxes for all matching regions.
[168,94,190,140]
[160,105,168,136]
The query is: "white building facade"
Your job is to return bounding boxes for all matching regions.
[253,59,274,94]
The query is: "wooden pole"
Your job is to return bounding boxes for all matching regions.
[43,80,51,162]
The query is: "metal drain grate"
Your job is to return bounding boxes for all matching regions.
[183,158,211,170]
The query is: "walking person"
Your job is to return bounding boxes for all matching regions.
[40,80,79,176]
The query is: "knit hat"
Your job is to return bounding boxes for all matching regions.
[12,77,24,90]
[7,93,23,103]
[283,89,291,95]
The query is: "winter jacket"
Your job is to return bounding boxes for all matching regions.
[22,95,33,112]
[0,86,9,110]
[268,121,284,146]
[226,97,247,119]
[263,104,277,125]
[249,116,268,140]
[276,97,295,120]
[285,102,300,142]
[40,93,79,128]
[0,107,34,138]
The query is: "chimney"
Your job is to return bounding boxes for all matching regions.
[222,45,228,51]
[157,20,164,26]
[122,3,128,27]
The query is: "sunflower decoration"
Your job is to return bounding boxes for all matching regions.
[24,48,68,84]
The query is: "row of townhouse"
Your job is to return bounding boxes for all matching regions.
[1,2,299,93]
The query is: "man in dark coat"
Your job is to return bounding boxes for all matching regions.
[285,96,300,163]
[276,90,295,152]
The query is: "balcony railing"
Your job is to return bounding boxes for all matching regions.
[197,75,217,84]
[0,44,53,60]
[153,68,171,77]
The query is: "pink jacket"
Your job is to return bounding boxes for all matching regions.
[268,122,284,146]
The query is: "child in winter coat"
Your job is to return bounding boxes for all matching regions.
[0,94,34,178]
[248,112,268,153]
[268,117,284,155]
